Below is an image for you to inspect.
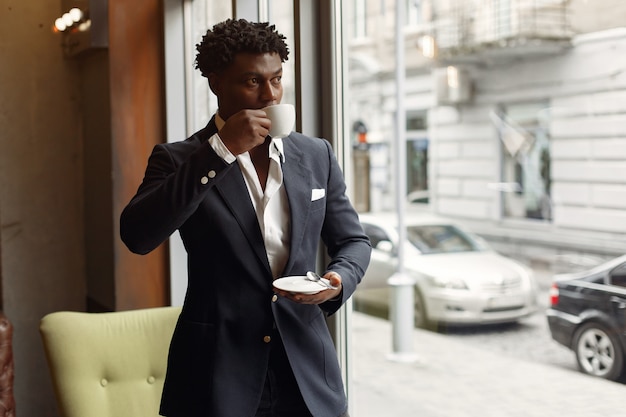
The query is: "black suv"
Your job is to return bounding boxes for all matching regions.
[547,254,626,381]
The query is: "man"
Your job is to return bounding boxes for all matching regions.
[120,19,371,417]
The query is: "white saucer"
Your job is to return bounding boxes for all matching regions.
[273,276,326,294]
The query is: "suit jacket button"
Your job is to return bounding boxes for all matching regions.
[272,295,278,302]
[208,170,216,178]
[263,335,271,343]
[200,176,209,185]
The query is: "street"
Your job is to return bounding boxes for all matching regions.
[350,309,626,417]
[353,267,625,385]
[439,296,578,374]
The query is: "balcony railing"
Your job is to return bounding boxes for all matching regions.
[431,0,572,58]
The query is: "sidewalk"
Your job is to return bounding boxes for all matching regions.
[350,312,625,417]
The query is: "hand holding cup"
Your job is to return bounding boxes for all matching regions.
[262,103,295,139]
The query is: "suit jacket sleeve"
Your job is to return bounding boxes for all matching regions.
[120,126,229,255]
[317,139,372,315]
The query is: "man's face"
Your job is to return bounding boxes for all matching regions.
[209,52,284,120]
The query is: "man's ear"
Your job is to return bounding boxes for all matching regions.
[208,72,220,95]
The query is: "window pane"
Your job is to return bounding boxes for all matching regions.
[187,0,232,132]
[496,102,552,221]
[346,0,626,414]
[268,0,296,108]
[407,224,478,254]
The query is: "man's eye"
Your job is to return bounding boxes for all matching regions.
[271,76,282,85]
[246,78,259,87]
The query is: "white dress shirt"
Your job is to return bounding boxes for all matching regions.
[210,114,291,278]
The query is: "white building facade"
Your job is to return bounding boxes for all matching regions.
[347,0,626,269]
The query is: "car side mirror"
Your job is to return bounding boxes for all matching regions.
[375,240,396,256]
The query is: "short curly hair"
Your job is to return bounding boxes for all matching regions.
[195,19,290,78]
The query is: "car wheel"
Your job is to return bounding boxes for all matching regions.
[573,322,624,381]
[414,288,437,331]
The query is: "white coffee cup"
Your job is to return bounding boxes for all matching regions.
[262,103,295,138]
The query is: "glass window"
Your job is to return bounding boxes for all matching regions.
[267,0,295,108]
[406,111,429,200]
[164,0,233,306]
[345,0,626,414]
[165,1,626,414]
[496,102,552,221]
[610,263,626,288]
[407,224,478,254]
[406,0,424,27]
[186,0,232,132]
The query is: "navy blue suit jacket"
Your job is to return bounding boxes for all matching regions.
[120,117,371,417]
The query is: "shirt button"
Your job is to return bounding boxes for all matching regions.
[272,295,278,302]
[208,170,216,178]
[200,176,209,185]
[263,335,271,343]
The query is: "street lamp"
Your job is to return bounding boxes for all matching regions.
[388,0,418,363]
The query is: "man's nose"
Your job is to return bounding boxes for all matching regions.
[260,81,279,101]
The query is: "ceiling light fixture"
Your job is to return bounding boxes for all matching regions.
[53,7,89,33]
[52,0,108,58]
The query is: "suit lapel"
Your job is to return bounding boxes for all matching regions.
[215,158,272,276]
[205,125,313,277]
[199,117,270,274]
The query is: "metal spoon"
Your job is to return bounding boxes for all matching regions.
[306,271,338,290]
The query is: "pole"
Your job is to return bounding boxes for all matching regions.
[387,0,418,363]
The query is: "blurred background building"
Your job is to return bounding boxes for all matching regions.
[346,0,626,271]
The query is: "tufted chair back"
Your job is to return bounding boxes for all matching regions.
[40,306,181,417]
[0,312,15,417]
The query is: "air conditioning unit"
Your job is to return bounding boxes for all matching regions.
[433,66,472,105]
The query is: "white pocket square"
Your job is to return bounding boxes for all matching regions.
[311,188,326,201]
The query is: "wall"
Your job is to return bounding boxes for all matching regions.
[0,0,169,415]
[0,1,86,415]
[109,0,169,311]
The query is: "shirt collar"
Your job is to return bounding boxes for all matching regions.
[216,112,285,163]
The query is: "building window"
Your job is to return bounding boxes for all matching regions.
[406,0,423,27]
[406,110,429,202]
[407,138,429,202]
[496,103,552,221]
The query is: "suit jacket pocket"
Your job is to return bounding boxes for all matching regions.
[310,196,326,213]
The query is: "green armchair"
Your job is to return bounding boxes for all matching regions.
[40,306,181,417]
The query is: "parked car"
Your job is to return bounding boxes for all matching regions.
[407,190,429,205]
[357,212,538,328]
[546,254,626,381]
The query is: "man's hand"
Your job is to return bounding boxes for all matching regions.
[274,272,343,305]
[218,109,271,155]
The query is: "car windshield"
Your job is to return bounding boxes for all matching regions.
[407,224,480,254]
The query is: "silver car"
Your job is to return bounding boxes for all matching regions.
[358,212,539,328]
